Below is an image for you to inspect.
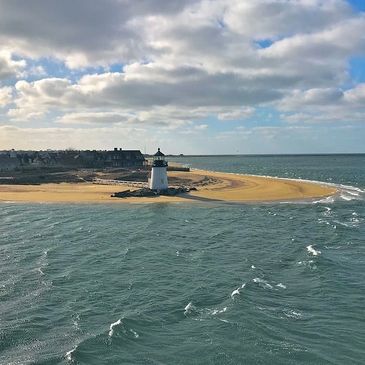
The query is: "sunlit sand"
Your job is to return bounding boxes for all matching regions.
[0,169,336,204]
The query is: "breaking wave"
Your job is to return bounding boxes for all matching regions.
[109,319,122,337]
[307,245,321,256]
[65,346,77,362]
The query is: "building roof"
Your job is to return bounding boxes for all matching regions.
[154,148,165,157]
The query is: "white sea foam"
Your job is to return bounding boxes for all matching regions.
[276,283,287,289]
[109,319,122,337]
[284,309,302,319]
[335,217,361,228]
[317,218,330,225]
[231,288,240,298]
[340,194,352,201]
[313,196,335,204]
[212,307,227,315]
[335,184,364,202]
[346,190,360,196]
[36,249,50,278]
[72,314,80,331]
[184,302,195,315]
[323,206,332,216]
[129,329,139,338]
[334,220,351,228]
[65,346,77,362]
[253,278,273,289]
[307,245,321,256]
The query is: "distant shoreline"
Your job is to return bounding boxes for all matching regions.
[0,169,337,204]
[167,153,365,157]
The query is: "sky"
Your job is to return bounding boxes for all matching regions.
[0,0,365,154]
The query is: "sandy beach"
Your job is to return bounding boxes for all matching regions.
[0,169,337,204]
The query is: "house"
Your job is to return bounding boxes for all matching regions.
[0,148,145,170]
[105,148,145,168]
[0,154,22,171]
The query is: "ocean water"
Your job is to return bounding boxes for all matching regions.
[0,155,364,365]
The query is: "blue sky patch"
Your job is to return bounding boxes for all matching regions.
[348,0,365,12]
[349,57,365,83]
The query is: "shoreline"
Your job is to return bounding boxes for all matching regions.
[0,169,337,204]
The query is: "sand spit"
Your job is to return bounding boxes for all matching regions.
[0,169,337,204]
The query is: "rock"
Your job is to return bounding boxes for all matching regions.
[111,186,194,198]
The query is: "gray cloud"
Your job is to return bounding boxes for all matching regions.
[9,67,283,121]
[279,85,365,124]
[0,0,195,67]
[1,0,365,152]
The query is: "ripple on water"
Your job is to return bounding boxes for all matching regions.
[1,157,364,365]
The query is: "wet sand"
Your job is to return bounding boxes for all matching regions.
[0,169,337,204]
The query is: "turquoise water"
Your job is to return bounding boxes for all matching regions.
[1,155,364,364]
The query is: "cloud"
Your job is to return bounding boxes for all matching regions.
[279,88,345,110]
[9,68,281,121]
[6,1,364,118]
[56,109,206,130]
[0,124,147,150]
[56,111,131,125]
[1,0,365,152]
[279,84,365,123]
[218,107,255,121]
[0,51,26,80]
[224,0,352,39]
[0,0,195,68]
[0,86,12,107]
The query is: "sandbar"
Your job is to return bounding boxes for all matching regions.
[0,169,337,204]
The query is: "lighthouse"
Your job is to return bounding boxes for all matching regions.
[149,148,168,191]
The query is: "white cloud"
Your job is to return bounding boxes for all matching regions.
[0,86,12,107]
[279,84,365,123]
[224,0,352,39]
[0,124,147,150]
[218,107,255,121]
[0,51,26,80]
[56,112,132,125]
[9,69,281,122]
[1,0,365,152]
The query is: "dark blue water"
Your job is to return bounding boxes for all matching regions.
[1,155,364,364]
[170,154,365,188]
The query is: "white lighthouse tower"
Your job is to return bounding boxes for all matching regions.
[149,148,168,191]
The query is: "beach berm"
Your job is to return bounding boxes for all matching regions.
[0,169,336,203]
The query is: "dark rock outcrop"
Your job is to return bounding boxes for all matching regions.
[111,186,197,198]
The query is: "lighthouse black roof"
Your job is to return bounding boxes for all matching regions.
[154,148,165,157]
[152,148,168,167]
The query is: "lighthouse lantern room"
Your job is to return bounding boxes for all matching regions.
[149,148,168,191]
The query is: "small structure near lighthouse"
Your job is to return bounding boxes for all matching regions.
[149,148,168,191]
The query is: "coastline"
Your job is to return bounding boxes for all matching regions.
[0,169,337,204]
